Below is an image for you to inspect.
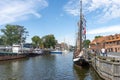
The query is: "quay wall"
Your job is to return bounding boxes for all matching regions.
[91,55,120,80]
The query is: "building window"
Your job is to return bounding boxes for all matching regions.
[117,41,119,45]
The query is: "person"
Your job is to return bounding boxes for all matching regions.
[101,48,107,56]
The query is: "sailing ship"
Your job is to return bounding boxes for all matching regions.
[62,38,69,54]
[73,0,89,67]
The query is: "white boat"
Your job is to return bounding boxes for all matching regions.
[50,50,62,54]
[62,49,69,54]
[33,48,43,54]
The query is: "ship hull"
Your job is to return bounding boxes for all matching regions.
[50,50,62,54]
[0,54,27,61]
[73,58,89,67]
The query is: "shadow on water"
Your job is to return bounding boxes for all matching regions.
[73,65,104,80]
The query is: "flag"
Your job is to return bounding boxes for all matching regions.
[83,26,86,35]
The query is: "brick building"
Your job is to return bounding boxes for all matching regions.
[55,43,68,50]
[90,34,120,53]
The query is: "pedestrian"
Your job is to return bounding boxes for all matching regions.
[101,48,106,56]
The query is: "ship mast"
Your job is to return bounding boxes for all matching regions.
[79,0,82,52]
[73,0,87,61]
[73,0,83,59]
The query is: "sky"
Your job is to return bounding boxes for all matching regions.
[0,0,120,46]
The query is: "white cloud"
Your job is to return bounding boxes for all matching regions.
[64,0,120,22]
[0,0,48,25]
[87,25,120,35]
[64,0,80,16]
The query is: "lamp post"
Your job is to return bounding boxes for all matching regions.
[20,31,23,54]
[19,27,23,54]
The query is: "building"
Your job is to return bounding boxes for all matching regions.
[55,43,69,51]
[90,34,120,53]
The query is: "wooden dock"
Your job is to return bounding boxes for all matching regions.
[90,54,120,80]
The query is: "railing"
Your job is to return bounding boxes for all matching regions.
[91,55,120,80]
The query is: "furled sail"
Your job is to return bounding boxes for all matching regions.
[73,0,86,60]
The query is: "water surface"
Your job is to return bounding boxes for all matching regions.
[0,52,102,80]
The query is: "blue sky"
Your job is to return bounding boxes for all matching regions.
[0,0,120,45]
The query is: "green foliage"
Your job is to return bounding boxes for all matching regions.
[83,39,91,48]
[1,24,28,45]
[0,36,4,45]
[32,36,42,48]
[95,35,102,39]
[31,34,57,48]
[42,34,57,48]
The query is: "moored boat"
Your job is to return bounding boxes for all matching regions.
[0,43,32,61]
[62,49,69,54]
[33,48,43,54]
[0,53,27,61]
[73,0,89,67]
[50,50,62,54]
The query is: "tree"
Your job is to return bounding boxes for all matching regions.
[42,34,57,48]
[1,24,28,45]
[0,36,4,45]
[31,36,42,48]
[83,39,91,48]
[95,35,102,39]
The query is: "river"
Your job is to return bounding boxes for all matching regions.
[0,52,103,80]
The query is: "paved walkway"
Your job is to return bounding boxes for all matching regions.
[107,52,120,58]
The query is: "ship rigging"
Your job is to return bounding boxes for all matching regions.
[73,0,89,66]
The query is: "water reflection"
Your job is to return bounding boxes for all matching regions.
[73,65,90,80]
[0,58,29,80]
[73,65,103,80]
